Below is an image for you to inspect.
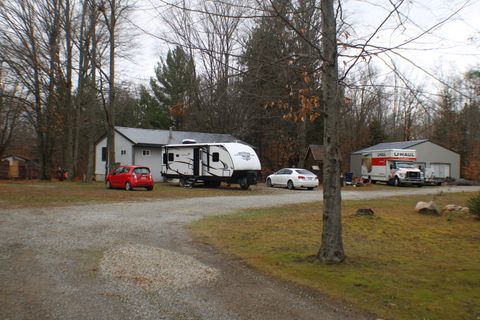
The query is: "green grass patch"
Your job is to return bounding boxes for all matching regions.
[0,180,273,208]
[190,192,480,320]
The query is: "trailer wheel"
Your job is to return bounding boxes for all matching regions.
[239,177,249,190]
[179,178,187,188]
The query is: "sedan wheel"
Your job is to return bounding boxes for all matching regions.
[106,180,112,189]
[266,178,273,187]
[287,180,295,190]
[125,181,132,191]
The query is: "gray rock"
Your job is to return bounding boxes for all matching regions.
[443,204,468,212]
[356,208,375,216]
[415,201,440,215]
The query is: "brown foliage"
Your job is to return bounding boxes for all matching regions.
[463,142,480,181]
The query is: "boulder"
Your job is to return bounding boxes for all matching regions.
[356,208,375,216]
[443,204,470,214]
[415,201,440,215]
[443,204,463,211]
[460,207,470,214]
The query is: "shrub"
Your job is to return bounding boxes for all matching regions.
[467,193,480,217]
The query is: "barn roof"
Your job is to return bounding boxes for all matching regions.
[1,154,35,162]
[305,144,325,161]
[115,126,239,147]
[351,139,429,155]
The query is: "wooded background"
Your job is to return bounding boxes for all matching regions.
[1,0,479,181]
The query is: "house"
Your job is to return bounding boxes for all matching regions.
[0,155,39,180]
[350,140,461,179]
[304,145,325,182]
[95,126,239,181]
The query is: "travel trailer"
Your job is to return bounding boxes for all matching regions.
[161,141,261,189]
[361,149,424,186]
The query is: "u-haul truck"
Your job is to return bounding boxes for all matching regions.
[361,149,424,186]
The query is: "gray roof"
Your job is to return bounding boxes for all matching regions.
[352,139,429,155]
[116,126,238,147]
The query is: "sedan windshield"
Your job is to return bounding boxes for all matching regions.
[295,169,314,175]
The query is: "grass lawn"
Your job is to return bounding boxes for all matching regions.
[0,180,274,208]
[190,192,480,320]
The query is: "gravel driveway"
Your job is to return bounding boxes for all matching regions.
[1,185,479,320]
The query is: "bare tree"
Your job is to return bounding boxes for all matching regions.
[0,63,21,158]
[96,0,134,173]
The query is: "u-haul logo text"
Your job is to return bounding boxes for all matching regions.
[393,152,415,157]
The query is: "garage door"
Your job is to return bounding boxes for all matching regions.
[430,163,450,178]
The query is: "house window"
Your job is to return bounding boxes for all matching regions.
[101,147,107,161]
[212,152,220,162]
[168,153,174,161]
[142,149,151,156]
[121,150,126,155]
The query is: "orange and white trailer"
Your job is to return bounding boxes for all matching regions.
[361,149,424,186]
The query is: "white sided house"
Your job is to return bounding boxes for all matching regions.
[95,127,238,181]
[161,142,261,189]
[350,140,461,181]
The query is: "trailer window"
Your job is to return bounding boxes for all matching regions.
[168,153,174,161]
[163,153,167,164]
[212,152,220,162]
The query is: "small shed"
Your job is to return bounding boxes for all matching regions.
[350,140,461,179]
[304,145,325,182]
[0,155,39,180]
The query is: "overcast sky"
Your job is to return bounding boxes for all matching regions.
[118,0,480,89]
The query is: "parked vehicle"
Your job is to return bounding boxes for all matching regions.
[361,149,424,186]
[106,165,154,191]
[266,168,319,190]
[161,141,261,189]
[423,167,444,186]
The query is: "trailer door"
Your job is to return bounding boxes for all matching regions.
[193,148,200,176]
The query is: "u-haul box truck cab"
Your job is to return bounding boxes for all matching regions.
[361,149,424,187]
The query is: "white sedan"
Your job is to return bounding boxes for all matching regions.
[266,168,319,190]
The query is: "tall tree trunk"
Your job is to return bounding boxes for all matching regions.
[64,0,75,179]
[106,0,116,172]
[317,0,345,263]
[85,0,98,182]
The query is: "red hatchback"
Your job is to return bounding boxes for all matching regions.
[106,165,154,191]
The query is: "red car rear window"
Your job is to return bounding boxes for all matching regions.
[133,167,150,174]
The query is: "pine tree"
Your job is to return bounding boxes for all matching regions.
[150,46,197,129]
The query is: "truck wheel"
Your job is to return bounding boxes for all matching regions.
[393,177,401,187]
